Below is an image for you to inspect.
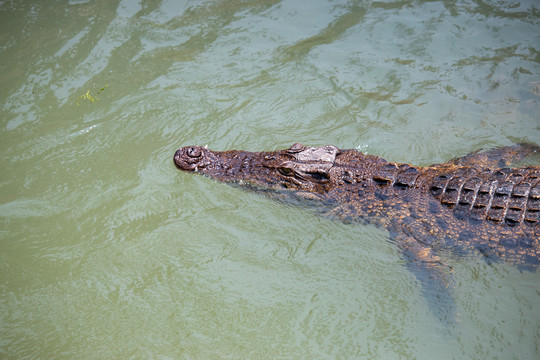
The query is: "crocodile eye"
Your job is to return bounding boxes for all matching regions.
[187,147,202,158]
[278,167,294,176]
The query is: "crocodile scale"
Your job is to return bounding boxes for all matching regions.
[367,163,540,227]
[429,168,540,226]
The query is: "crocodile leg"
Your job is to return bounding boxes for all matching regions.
[447,143,540,168]
[394,233,457,325]
[395,234,453,286]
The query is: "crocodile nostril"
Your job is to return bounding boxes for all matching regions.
[187,147,202,158]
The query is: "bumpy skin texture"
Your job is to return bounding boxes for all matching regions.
[174,143,540,270]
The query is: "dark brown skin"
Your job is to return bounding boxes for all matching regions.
[174,143,540,272]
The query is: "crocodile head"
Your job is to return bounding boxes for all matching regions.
[173,143,340,193]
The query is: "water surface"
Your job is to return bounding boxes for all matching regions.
[1,0,539,359]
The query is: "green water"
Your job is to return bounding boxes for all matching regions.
[1,0,539,358]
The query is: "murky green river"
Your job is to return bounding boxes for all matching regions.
[1,0,539,358]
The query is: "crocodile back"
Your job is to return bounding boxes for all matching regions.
[429,167,540,227]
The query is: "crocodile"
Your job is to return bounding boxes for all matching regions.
[174,142,540,320]
[174,143,540,271]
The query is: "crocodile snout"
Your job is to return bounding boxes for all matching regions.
[174,146,206,171]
